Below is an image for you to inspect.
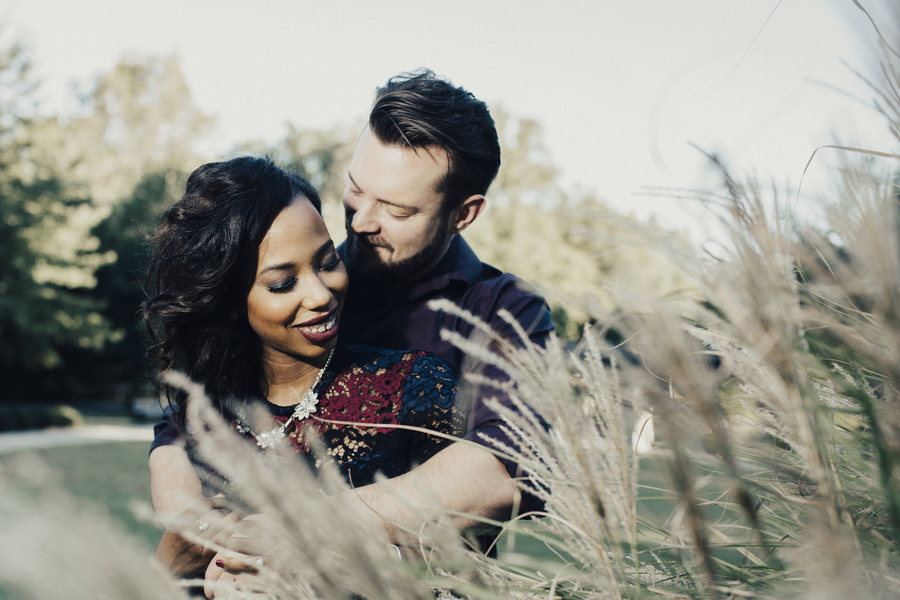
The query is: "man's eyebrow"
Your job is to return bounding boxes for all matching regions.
[258,241,336,276]
[348,172,419,213]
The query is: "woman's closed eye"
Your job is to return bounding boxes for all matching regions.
[321,255,343,271]
[267,277,297,294]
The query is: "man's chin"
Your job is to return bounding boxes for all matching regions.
[346,253,427,288]
[345,251,395,286]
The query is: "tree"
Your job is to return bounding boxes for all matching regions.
[28,53,214,207]
[0,42,119,398]
[61,55,215,398]
[0,50,215,399]
[255,121,362,241]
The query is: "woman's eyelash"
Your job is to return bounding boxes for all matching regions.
[322,256,343,271]
[267,278,297,294]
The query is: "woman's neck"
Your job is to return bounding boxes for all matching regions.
[260,352,331,407]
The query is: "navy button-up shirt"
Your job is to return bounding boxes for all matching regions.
[339,235,555,476]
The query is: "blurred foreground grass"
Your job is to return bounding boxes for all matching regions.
[0,442,159,551]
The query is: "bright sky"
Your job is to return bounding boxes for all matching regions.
[2,0,898,240]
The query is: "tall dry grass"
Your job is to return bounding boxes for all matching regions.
[3,57,900,600]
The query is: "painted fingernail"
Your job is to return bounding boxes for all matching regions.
[215,559,224,568]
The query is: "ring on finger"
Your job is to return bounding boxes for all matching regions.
[198,520,210,532]
[256,556,265,568]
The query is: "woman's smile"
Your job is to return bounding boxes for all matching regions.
[293,310,339,343]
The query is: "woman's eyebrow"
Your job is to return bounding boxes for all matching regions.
[257,241,336,276]
[259,262,295,276]
[315,240,337,257]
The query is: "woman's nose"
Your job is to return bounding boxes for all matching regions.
[302,274,333,309]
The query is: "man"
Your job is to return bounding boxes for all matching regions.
[336,69,553,537]
[150,70,554,583]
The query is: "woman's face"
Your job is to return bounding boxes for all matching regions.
[247,197,348,367]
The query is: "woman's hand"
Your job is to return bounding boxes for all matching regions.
[216,514,276,559]
[204,554,262,599]
[203,516,275,599]
[156,496,241,578]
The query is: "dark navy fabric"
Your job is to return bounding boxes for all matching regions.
[339,235,555,481]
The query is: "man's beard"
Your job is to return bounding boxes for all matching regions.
[344,215,451,288]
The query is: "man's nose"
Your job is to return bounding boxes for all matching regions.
[347,200,378,234]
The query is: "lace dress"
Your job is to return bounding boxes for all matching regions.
[192,342,465,490]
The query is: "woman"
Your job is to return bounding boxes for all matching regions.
[144,156,464,582]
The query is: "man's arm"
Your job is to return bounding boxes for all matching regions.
[345,441,519,541]
[211,440,521,574]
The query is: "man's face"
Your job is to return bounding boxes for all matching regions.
[342,126,454,287]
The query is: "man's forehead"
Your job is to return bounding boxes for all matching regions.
[357,126,447,164]
[349,128,448,198]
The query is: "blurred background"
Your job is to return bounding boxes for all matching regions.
[0,0,897,408]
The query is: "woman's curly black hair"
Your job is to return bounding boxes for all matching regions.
[143,156,320,424]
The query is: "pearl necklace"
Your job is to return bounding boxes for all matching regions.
[240,349,334,450]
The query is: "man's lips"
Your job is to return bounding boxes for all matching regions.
[353,233,390,254]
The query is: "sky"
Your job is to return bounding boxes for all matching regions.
[2,0,899,241]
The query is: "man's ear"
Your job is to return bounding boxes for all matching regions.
[450,194,486,234]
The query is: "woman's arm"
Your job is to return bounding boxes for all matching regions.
[150,445,237,578]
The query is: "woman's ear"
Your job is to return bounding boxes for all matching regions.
[450,194,486,234]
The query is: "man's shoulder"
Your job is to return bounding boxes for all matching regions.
[452,253,554,338]
[455,238,542,298]
[461,255,546,307]
[341,342,455,376]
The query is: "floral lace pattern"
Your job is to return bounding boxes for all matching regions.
[211,342,465,488]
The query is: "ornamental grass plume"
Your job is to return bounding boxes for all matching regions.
[423,54,900,600]
[431,300,645,598]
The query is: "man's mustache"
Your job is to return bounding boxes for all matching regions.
[349,230,393,252]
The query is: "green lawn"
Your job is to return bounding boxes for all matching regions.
[0,441,161,552]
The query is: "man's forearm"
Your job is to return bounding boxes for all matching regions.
[346,441,519,542]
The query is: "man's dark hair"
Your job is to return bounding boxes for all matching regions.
[369,69,501,210]
[143,156,320,423]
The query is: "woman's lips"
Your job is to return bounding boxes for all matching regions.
[295,308,337,327]
[294,312,338,344]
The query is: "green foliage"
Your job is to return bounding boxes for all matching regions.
[0,44,212,398]
[263,121,361,241]
[1,52,900,600]
[0,43,118,382]
[467,108,690,341]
